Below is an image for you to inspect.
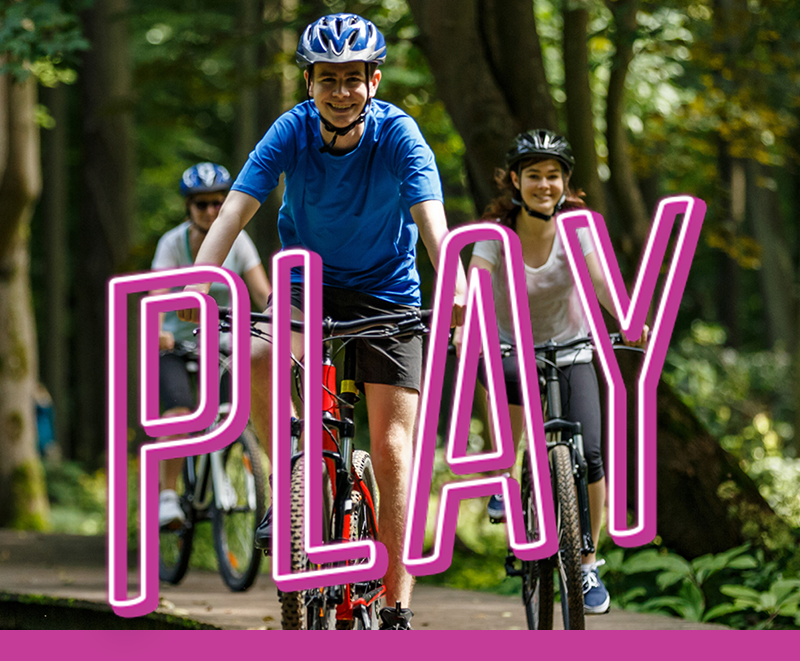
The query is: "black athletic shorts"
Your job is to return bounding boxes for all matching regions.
[478,352,605,483]
[159,350,232,414]
[271,284,423,393]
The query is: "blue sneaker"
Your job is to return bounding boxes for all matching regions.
[582,560,610,614]
[487,494,506,523]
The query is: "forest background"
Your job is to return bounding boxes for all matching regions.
[2,0,800,628]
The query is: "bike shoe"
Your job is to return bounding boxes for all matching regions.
[254,506,272,554]
[159,489,185,529]
[379,602,414,630]
[487,493,506,523]
[582,559,610,614]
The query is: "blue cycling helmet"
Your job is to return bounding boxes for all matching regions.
[296,14,386,67]
[179,162,232,197]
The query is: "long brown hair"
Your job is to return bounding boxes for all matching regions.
[480,156,586,229]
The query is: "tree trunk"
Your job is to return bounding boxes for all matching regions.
[407,0,518,213]
[563,3,607,217]
[480,0,558,132]
[605,0,650,264]
[77,0,136,467]
[0,73,50,529]
[746,160,795,349]
[243,0,297,265]
[40,83,71,458]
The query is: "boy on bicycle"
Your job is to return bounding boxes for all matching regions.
[180,13,466,629]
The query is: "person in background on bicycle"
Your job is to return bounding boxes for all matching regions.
[178,15,467,629]
[454,130,646,616]
[152,162,271,528]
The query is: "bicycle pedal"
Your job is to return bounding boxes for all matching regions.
[489,515,507,525]
[504,555,523,578]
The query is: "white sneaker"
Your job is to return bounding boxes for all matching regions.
[159,489,185,528]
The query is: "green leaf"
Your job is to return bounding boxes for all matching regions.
[623,549,691,576]
[679,581,706,621]
[656,570,687,590]
[726,555,758,570]
[720,584,762,604]
[703,602,743,621]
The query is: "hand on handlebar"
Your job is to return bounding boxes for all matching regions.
[159,330,175,351]
[176,283,211,323]
[622,324,650,349]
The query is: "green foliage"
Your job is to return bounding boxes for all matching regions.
[600,542,800,629]
[44,459,105,535]
[663,321,800,527]
[0,0,91,83]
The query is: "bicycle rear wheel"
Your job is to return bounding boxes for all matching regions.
[551,443,585,630]
[281,455,335,630]
[159,461,195,585]
[520,450,554,629]
[336,450,383,630]
[211,427,267,591]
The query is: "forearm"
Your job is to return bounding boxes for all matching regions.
[412,200,468,293]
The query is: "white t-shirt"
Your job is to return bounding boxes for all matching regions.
[151,221,262,344]
[471,225,595,365]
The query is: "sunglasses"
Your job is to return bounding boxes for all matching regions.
[192,200,224,211]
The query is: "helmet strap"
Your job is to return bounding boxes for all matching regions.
[511,192,567,222]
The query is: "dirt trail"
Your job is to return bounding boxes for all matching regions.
[0,531,725,630]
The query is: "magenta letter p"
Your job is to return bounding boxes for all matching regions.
[107,266,250,617]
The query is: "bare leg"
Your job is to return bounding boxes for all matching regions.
[363,383,417,608]
[485,400,526,477]
[582,477,605,565]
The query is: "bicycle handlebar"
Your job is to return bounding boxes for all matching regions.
[448,332,645,357]
[216,307,432,339]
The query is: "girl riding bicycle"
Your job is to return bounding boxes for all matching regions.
[151,163,271,528]
[455,130,646,615]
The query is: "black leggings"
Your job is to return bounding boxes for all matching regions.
[478,356,604,484]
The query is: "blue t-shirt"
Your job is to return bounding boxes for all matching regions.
[232,99,443,306]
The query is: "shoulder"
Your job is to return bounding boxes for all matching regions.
[372,100,425,141]
[152,221,189,267]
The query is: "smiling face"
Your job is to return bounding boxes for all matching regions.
[510,158,565,217]
[306,61,381,131]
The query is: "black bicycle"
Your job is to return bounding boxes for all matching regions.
[221,307,430,629]
[503,334,643,630]
[157,341,267,592]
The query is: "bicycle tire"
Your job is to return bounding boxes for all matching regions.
[551,443,585,630]
[281,455,335,630]
[336,450,383,630]
[211,427,267,592]
[159,461,195,585]
[520,450,554,629]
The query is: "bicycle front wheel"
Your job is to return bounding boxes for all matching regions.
[520,450,554,630]
[281,455,335,630]
[159,461,195,585]
[211,427,267,592]
[336,450,383,630]
[551,444,585,630]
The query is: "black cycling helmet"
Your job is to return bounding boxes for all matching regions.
[506,130,574,221]
[506,129,575,175]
